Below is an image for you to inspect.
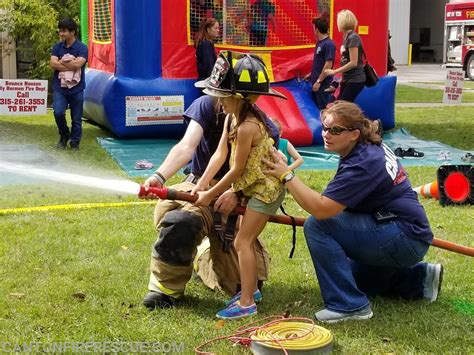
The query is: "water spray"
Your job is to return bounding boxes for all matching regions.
[139,186,474,257]
[0,162,141,195]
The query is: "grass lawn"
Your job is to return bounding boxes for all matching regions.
[396,84,474,103]
[1,92,473,353]
[414,81,474,90]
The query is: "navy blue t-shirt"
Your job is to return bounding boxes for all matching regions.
[310,37,336,85]
[51,39,88,95]
[183,95,279,179]
[195,40,217,80]
[322,143,433,243]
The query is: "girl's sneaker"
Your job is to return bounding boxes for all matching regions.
[225,289,262,306]
[216,301,257,320]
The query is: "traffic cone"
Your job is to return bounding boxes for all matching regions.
[437,165,473,206]
[413,180,439,199]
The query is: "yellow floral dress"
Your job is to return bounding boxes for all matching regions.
[229,117,284,204]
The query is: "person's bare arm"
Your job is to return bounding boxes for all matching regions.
[50,56,69,71]
[213,189,238,214]
[50,55,86,71]
[268,13,276,31]
[312,60,334,92]
[60,56,86,71]
[143,120,204,189]
[324,47,358,76]
[193,119,255,206]
[286,141,304,171]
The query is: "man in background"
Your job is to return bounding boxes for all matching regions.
[50,19,88,150]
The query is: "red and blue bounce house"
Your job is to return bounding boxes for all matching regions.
[83,0,396,146]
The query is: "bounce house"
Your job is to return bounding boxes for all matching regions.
[82,0,396,146]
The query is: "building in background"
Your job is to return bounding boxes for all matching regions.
[389,0,473,65]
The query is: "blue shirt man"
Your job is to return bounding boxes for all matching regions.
[50,19,88,150]
[305,16,335,110]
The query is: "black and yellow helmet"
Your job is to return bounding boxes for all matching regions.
[195,50,286,99]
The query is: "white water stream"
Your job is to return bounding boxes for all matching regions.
[0,162,141,195]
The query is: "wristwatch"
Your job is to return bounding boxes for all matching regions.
[281,171,295,184]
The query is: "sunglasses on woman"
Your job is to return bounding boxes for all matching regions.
[322,124,355,135]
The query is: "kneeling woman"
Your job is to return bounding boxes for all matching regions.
[263,101,442,323]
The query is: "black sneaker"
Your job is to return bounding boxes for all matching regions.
[394,147,404,157]
[143,291,175,310]
[57,138,68,149]
[403,147,424,158]
[69,142,80,150]
[394,147,424,158]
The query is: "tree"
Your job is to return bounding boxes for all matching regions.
[0,0,80,79]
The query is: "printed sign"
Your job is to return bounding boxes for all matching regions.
[125,96,184,126]
[0,80,48,115]
[443,69,464,105]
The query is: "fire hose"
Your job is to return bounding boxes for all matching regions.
[139,186,474,258]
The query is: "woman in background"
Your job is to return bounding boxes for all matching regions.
[324,9,365,102]
[194,18,220,80]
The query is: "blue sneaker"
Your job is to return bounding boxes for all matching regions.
[216,301,257,320]
[225,290,262,306]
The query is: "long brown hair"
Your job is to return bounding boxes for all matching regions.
[322,101,382,144]
[228,96,271,142]
[194,18,218,47]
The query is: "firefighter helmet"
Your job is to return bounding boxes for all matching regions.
[195,51,286,99]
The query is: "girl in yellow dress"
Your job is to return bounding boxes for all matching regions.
[192,50,288,319]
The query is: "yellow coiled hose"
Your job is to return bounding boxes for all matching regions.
[250,320,333,353]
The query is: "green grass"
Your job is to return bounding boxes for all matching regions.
[414,81,474,89]
[395,106,473,149]
[396,84,474,103]
[0,107,473,353]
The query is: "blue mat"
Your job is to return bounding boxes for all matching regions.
[97,129,472,177]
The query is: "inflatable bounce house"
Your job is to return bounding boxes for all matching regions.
[82,0,396,146]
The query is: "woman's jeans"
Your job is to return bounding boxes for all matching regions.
[53,91,84,144]
[304,212,429,313]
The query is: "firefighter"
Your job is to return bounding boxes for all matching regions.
[141,76,279,310]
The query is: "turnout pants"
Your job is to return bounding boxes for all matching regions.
[148,182,270,298]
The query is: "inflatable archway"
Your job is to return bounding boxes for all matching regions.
[83,0,395,145]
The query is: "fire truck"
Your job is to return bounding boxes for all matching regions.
[443,1,474,80]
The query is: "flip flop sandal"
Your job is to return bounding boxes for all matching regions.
[134,160,154,170]
[437,151,451,161]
